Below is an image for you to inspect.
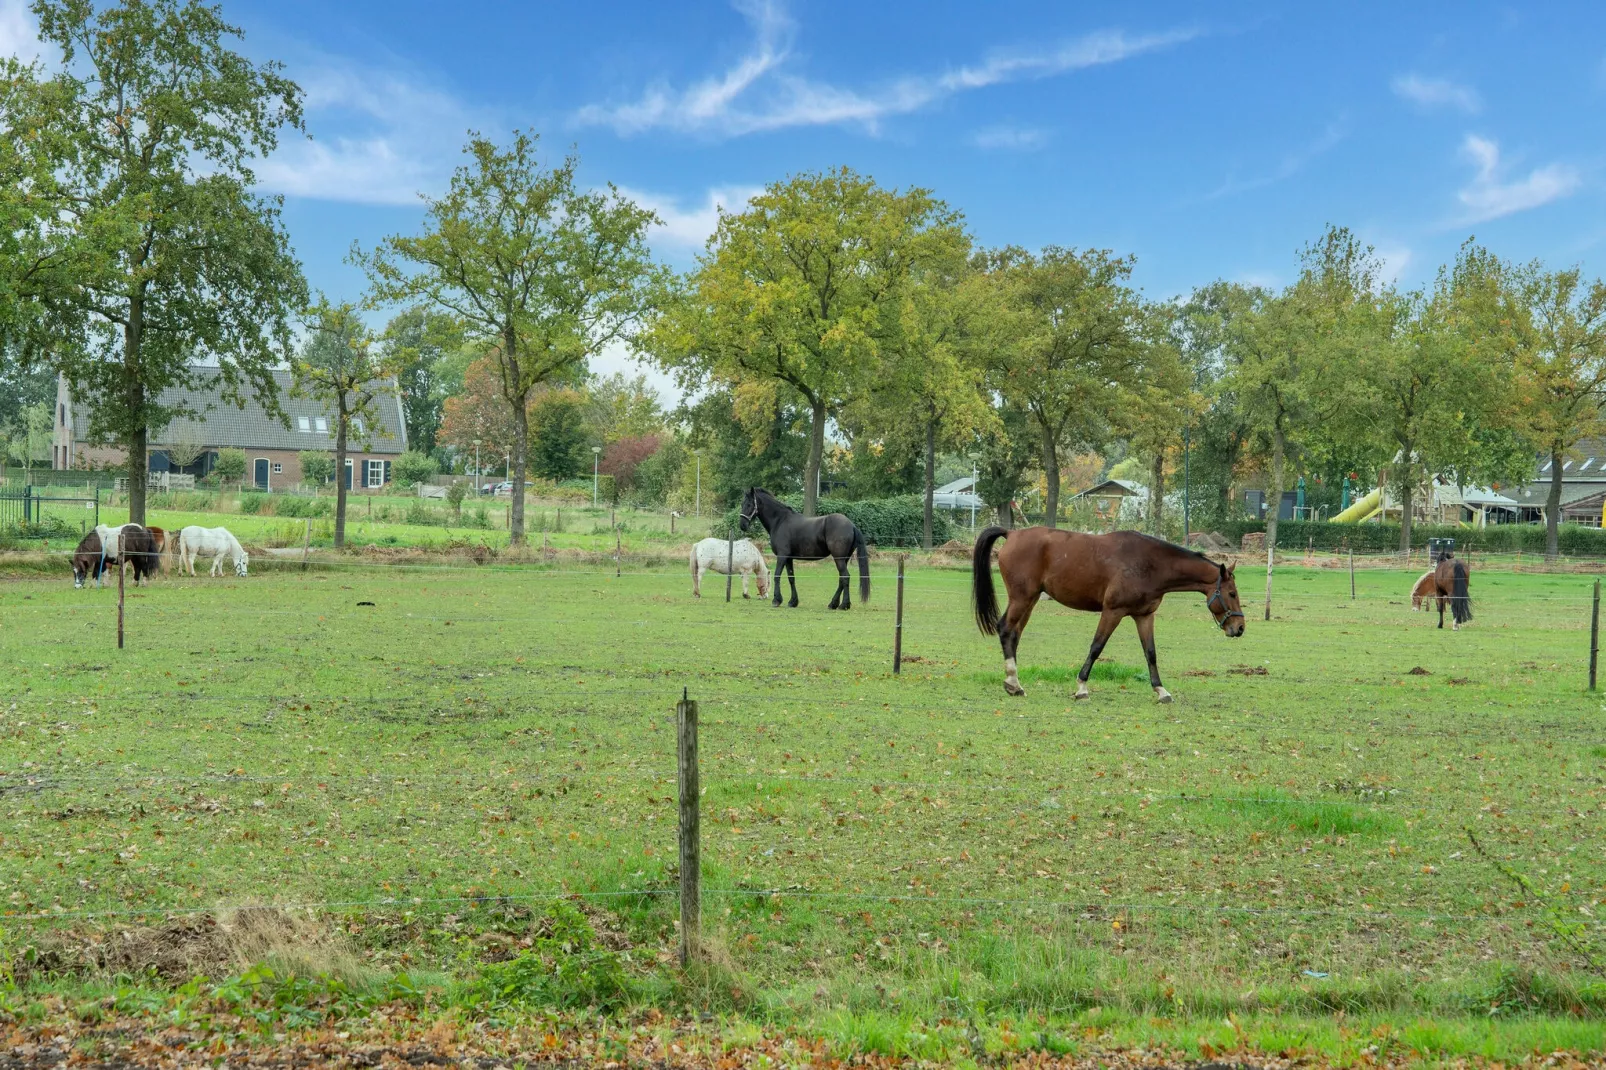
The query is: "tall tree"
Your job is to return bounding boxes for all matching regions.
[359,131,657,545]
[641,168,964,516]
[972,399,1036,529]
[381,306,465,454]
[1118,311,1197,536]
[17,0,306,524]
[1510,265,1606,558]
[982,246,1143,527]
[292,300,398,549]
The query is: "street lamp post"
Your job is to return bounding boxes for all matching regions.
[970,460,978,530]
[592,446,601,507]
[473,439,481,495]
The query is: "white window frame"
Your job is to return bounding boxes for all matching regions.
[271,461,283,474]
[296,416,311,432]
[366,459,384,488]
[314,416,328,433]
[352,418,364,436]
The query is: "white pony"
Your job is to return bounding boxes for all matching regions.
[691,538,769,599]
[177,525,249,577]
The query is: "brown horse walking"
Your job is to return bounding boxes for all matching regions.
[972,527,1246,702]
[1429,552,1472,630]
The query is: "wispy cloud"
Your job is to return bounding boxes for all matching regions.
[0,0,43,64]
[1203,120,1346,201]
[1391,74,1481,114]
[616,184,763,251]
[575,1,1200,138]
[254,57,494,206]
[972,124,1048,151]
[1455,134,1579,223]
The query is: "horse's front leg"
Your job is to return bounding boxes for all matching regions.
[771,557,788,606]
[693,561,701,598]
[1437,595,1445,629]
[1076,609,1126,701]
[1133,612,1171,703]
[741,569,750,598]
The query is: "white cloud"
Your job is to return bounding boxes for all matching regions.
[255,58,493,206]
[618,184,764,251]
[576,2,1199,138]
[591,336,681,403]
[0,0,42,64]
[972,124,1048,151]
[1455,134,1579,223]
[1203,120,1346,200]
[1391,74,1481,114]
[1372,244,1413,282]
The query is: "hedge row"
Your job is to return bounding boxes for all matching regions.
[716,494,961,547]
[1219,518,1606,555]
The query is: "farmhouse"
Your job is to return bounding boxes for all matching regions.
[1508,437,1606,527]
[52,370,407,491]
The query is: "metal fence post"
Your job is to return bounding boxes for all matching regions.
[676,689,700,967]
[301,519,311,571]
[893,554,906,674]
[1349,549,1355,600]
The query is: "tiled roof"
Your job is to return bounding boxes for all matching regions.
[1507,479,1606,508]
[1532,438,1606,482]
[71,369,406,455]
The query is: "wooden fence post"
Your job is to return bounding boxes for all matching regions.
[677,689,701,967]
[301,519,311,571]
[725,536,734,602]
[1263,537,1274,622]
[615,527,622,579]
[1591,579,1600,692]
[116,554,125,650]
[893,554,906,674]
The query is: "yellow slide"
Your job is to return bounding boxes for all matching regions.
[1332,488,1381,523]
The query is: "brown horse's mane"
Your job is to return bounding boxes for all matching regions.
[1123,530,1226,572]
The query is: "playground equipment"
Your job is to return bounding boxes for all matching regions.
[1332,487,1381,523]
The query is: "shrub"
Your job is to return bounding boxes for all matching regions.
[273,495,333,519]
[444,480,468,519]
[1222,518,1606,556]
[299,451,336,486]
[462,900,631,1012]
[717,494,960,547]
[392,450,439,489]
[238,491,270,515]
[214,448,246,484]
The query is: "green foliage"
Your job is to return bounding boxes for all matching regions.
[298,451,336,486]
[719,494,960,546]
[463,900,633,1012]
[237,493,332,518]
[444,480,469,514]
[530,392,594,481]
[382,306,467,453]
[214,449,247,484]
[392,450,439,489]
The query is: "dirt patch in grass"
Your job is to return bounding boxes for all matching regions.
[1407,666,1432,676]
[1229,665,1269,676]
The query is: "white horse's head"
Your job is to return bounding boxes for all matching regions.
[235,551,249,577]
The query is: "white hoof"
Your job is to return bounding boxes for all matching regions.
[1074,682,1090,701]
[1154,686,1173,704]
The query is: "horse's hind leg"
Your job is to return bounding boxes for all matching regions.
[1133,612,1171,703]
[1437,595,1445,629]
[829,555,850,610]
[1075,609,1125,701]
[786,559,799,607]
[998,595,1039,696]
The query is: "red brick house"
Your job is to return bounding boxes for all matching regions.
[53,370,408,491]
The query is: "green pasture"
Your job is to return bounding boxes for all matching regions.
[1,555,1603,1060]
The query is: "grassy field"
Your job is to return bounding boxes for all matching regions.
[2,553,1604,1062]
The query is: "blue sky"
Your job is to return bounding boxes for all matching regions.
[5,1,1604,397]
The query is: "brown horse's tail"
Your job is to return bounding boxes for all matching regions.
[1451,560,1472,624]
[972,526,1009,636]
[853,528,870,602]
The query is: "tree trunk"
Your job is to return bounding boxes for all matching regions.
[922,416,936,550]
[510,399,529,546]
[1264,425,1284,622]
[333,410,348,549]
[123,315,147,527]
[803,398,826,517]
[1150,447,1165,535]
[1397,469,1414,554]
[1545,446,1563,559]
[1041,422,1060,529]
[997,503,1013,529]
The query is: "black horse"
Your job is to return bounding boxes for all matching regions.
[739,488,870,610]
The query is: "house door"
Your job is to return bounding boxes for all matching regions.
[254,457,270,490]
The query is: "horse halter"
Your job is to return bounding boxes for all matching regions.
[740,494,760,527]
[1207,568,1244,631]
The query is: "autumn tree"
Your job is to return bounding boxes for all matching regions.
[360,131,657,545]
[15,0,306,525]
[641,168,964,516]
[292,300,399,548]
[439,355,528,462]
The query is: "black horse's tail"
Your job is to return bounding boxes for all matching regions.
[854,528,870,602]
[972,526,1009,636]
[1451,560,1472,625]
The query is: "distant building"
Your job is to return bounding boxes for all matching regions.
[53,370,407,491]
[931,476,982,511]
[1509,438,1606,527]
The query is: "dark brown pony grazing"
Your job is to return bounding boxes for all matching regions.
[973,526,1246,702]
[1430,552,1472,630]
[71,530,105,589]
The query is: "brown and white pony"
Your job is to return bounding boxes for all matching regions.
[973,526,1245,702]
[1429,553,1472,630]
[1409,569,1436,611]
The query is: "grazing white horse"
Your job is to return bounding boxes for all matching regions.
[178,525,249,577]
[691,538,769,599]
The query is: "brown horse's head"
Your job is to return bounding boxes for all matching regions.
[1209,562,1246,638]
